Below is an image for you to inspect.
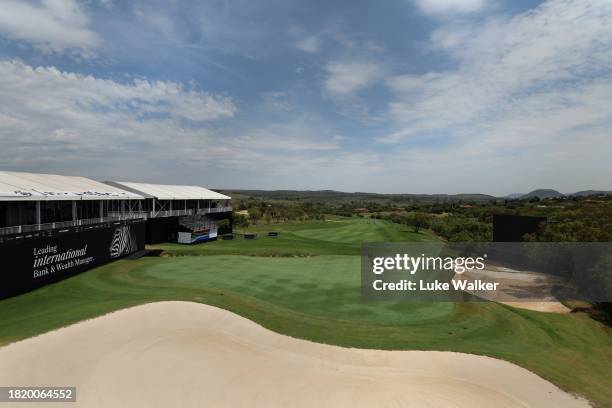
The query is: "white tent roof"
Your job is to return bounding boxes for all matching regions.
[109,181,231,201]
[0,171,144,201]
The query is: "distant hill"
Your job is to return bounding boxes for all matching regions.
[571,190,612,197]
[220,189,498,203]
[521,189,565,199]
[221,188,612,203]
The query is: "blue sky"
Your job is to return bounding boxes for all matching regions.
[0,0,610,195]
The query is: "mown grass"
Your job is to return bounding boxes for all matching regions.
[149,217,438,257]
[0,217,610,406]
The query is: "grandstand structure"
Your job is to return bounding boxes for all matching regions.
[104,181,231,219]
[105,181,232,244]
[0,172,232,240]
[0,171,232,299]
[0,171,144,237]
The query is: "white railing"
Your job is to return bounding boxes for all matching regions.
[0,225,24,235]
[151,209,193,218]
[107,211,150,219]
[0,206,233,236]
[197,206,232,215]
[147,207,232,218]
[0,214,147,236]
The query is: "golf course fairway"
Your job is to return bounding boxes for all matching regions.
[0,218,610,406]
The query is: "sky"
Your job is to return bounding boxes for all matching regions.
[0,0,610,195]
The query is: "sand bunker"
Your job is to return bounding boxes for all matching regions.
[0,301,587,407]
[455,265,571,313]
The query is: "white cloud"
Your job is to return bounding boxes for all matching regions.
[133,6,176,40]
[415,0,488,15]
[324,61,383,95]
[262,91,294,111]
[0,60,236,174]
[295,35,320,53]
[98,0,114,10]
[0,60,358,188]
[374,0,612,193]
[364,41,385,52]
[2,61,235,122]
[0,0,101,56]
[0,0,609,194]
[382,0,612,148]
[230,122,341,152]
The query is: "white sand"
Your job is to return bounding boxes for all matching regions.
[502,301,570,313]
[0,301,588,407]
[455,268,572,313]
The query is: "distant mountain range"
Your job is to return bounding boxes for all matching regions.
[221,188,612,203]
[506,189,612,199]
[520,189,566,199]
[571,190,612,197]
[220,189,498,203]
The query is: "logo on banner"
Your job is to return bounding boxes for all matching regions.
[110,226,138,258]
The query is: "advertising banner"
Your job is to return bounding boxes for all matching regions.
[177,229,218,244]
[0,220,145,299]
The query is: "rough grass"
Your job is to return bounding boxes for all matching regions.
[0,217,610,406]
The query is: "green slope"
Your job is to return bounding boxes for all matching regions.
[0,217,610,406]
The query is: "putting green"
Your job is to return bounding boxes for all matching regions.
[143,255,455,324]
